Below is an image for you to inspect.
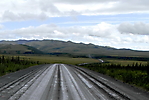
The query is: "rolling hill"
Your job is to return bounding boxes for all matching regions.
[0,44,43,54]
[0,40,149,59]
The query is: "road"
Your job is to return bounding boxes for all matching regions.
[0,64,149,100]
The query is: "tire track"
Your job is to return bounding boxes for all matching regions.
[0,64,149,100]
[0,65,49,100]
[73,65,148,100]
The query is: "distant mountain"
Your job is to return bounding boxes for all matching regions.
[0,40,38,45]
[0,44,43,54]
[24,40,149,58]
[0,40,149,58]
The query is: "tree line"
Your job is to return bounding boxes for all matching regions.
[0,55,41,76]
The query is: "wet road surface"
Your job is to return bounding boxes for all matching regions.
[0,64,149,100]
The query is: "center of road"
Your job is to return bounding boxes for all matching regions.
[0,64,149,100]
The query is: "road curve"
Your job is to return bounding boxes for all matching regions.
[0,64,149,100]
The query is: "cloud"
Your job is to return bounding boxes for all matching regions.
[94,0,149,14]
[118,22,149,35]
[0,22,148,42]
[53,0,149,15]
[0,23,110,40]
[0,22,148,50]
[0,24,4,29]
[1,10,48,22]
[0,0,149,22]
[39,1,60,14]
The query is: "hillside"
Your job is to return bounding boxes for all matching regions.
[25,40,149,58]
[0,40,149,58]
[0,44,43,54]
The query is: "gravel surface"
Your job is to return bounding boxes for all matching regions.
[0,64,149,100]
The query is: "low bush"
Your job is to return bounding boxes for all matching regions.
[0,56,41,76]
[80,62,149,91]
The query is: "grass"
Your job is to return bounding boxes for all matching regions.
[0,54,99,76]
[104,59,147,66]
[1,54,147,65]
[0,54,99,65]
[21,55,99,65]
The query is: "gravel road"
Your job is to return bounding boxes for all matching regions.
[0,64,149,100]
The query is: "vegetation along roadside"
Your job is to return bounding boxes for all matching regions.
[79,61,149,91]
[0,55,42,76]
[0,55,98,76]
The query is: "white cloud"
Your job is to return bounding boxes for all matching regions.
[52,0,118,4]
[0,24,4,29]
[1,10,48,22]
[0,0,149,22]
[118,22,149,35]
[0,22,148,50]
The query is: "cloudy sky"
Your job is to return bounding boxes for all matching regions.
[0,0,149,51]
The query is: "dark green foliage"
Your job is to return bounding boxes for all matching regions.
[22,44,43,54]
[147,62,149,75]
[0,56,41,76]
[80,62,149,91]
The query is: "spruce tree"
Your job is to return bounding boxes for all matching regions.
[147,62,149,75]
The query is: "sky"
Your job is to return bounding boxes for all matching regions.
[0,0,149,51]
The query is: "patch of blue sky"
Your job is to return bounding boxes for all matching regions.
[1,16,73,30]
[76,13,149,24]
[1,20,49,30]
[1,13,149,30]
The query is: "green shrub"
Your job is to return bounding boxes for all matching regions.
[80,62,149,91]
[0,56,41,76]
